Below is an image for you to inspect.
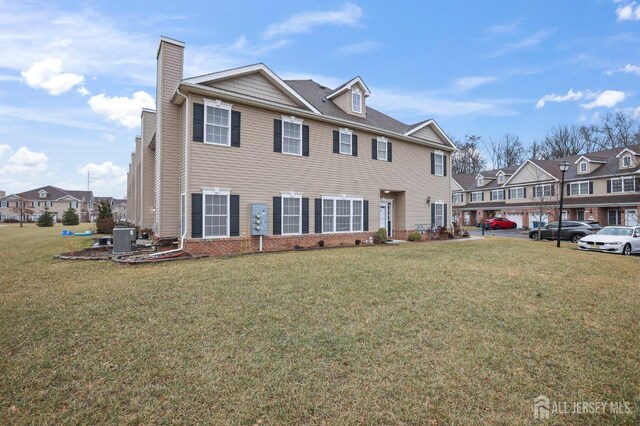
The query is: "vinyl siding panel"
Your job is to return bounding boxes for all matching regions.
[409,125,447,145]
[141,110,156,229]
[207,73,300,108]
[507,163,555,185]
[331,82,366,118]
[135,136,142,227]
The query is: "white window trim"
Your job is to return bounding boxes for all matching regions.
[351,89,362,113]
[202,189,230,239]
[204,99,233,147]
[0,201,6,208]
[321,195,364,234]
[477,177,484,186]
[434,151,444,176]
[579,161,588,173]
[339,128,353,155]
[376,136,388,161]
[281,115,303,156]
[281,192,303,235]
[491,189,504,200]
[434,202,445,227]
[471,191,483,202]
[611,177,636,193]
[452,193,463,203]
[509,187,525,199]
[622,155,631,168]
[569,181,590,196]
[497,174,505,184]
[533,184,552,198]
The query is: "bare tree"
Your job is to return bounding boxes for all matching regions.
[528,140,545,160]
[597,112,640,149]
[488,134,526,168]
[530,165,560,240]
[542,124,585,159]
[10,197,35,228]
[452,135,487,174]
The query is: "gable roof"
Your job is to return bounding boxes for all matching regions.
[574,155,606,165]
[403,119,457,149]
[13,186,93,202]
[326,76,371,99]
[616,147,639,158]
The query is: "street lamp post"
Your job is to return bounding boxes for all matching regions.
[556,160,570,248]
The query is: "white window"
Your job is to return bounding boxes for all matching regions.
[204,100,232,146]
[471,192,483,202]
[497,174,505,184]
[569,181,590,195]
[0,201,7,208]
[434,152,444,176]
[203,190,230,238]
[533,185,552,198]
[579,161,588,173]
[376,137,388,161]
[282,194,302,235]
[477,177,484,186]
[491,190,504,201]
[71,201,78,209]
[39,190,47,198]
[352,89,362,113]
[45,201,52,207]
[282,117,302,156]
[339,129,352,155]
[611,177,636,193]
[434,203,445,227]
[321,196,364,233]
[623,155,631,168]
[452,193,463,203]
[509,187,525,199]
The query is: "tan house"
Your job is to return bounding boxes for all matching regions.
[0,186,94,222]
[127,36,456,254]
[452,145,640,228]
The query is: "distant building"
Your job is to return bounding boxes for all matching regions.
[0,185,94,222]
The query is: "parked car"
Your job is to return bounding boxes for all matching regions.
[482,217,518,230]
[529,221,601,243]
[578,226,640,256]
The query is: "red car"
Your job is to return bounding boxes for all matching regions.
[483,217,518,230]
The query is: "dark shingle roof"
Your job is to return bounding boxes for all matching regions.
[15,186,93,202]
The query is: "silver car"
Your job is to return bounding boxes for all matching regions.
[578,226,640,256]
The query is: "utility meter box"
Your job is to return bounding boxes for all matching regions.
[250,204,268,236]
[113,227,136,254]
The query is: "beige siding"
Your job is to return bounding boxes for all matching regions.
[410,125,447,145]
[135,137,142,227]
[208,73,300,108]
[130,152,137,223]
[507,162,555,185]
[184,98,451,237]
[331,83,366,118]
[141,110,156,229]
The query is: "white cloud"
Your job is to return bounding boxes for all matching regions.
[334,40,380,56]
[607,63,640,76]
[536,89,586,108]
[487,19,525,34]
[0,147,48,175]
[581,90,626,109]
[487,29,554,57]
[76,86,90,96]
[264,2,362,38]
[88,91,155,129]
[78,161,127,196]
[21,58,84,95]
[0,144,10,160]
[616,3,640,21]
[454,76,498,92]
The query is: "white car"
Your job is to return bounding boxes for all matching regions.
[578,226,640,256]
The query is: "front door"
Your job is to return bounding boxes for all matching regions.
[379,201,392,237]
[626,209,638,226]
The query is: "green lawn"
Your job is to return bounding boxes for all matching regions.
[1,224,639,424]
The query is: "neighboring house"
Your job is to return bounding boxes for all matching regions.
[0,186,94,222]
[127,36,456,255]
[113,198,127,220]
[452,145,640,228]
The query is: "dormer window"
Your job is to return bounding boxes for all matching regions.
[38,190,47,199]
[579,161,588,173]
[623,155,631,168]
[497,174,505,184]
[351,89,362,113]
[477,177,484,186]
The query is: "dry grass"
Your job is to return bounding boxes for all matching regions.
[1,224,639,424]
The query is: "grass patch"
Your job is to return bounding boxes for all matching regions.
[1,224,639,424]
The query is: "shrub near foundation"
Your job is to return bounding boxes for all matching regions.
[373,227,388,244]
[408,230,422,241]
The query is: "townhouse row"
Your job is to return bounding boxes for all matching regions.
[0,186,95,222]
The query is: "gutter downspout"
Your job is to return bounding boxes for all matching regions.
[150,88,188,256]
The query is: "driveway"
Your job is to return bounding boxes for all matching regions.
[467,228,530,239]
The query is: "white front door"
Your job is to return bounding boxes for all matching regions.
[379,201,392,237]
[626,209,638,226]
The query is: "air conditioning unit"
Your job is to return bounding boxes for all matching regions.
[113,228,136,254]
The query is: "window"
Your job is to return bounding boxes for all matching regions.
[569,181,590,195]
[608,209,621,225]
[576,210,585,221]
[339,129,352,155]
[204,100,231,146]
[321,197,364,233]
[376,137,388,161]
[533,185,552,198]
[352,89,362,113]
[39,190,47,198]
[0,201,6,208]
[509,187,525,199]
[623,155,631,168]
[45,201,52,207]
[434,203,445,227]
[579,161,588,173]
[282,117,302,155]
[70,201,78,209]
[497,174,505,184]
[611,177,636,193]
[471,192,483,202]
[452,193,463,203]
[477,177,484,186]
[203,190,229,238]
[491,190,504,200]
[282,194,301,235]
[434,152,444,176]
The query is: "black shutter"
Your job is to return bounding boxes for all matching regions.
[607,180,611,193]
[302,198,309,234]
[363,200,369,231]
[566,184,571,196]
[231,111,241,147]
[444,204,448,227]
[273,119,282,153]
[431,203,435,226]
[481,192,485,202]
[302,125,310,156]
[443,155,447,176]
[333,131,339,153]
[387,142,392,162]
[431,153,435,175]
[508,189,511,199]
[523,188,527,198]
[588,182,593,194]
[272,196,281,235]
[636,177,640,191]
[352,134,358,157]
[193,103,204,142]
[191,193,202,238]
[230,195,240,236]
[489,191,493,201]
[315,198,322,233]
[371,139,377,160]
[551,185,555,197]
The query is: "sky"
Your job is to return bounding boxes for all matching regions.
[0,0,639,197]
